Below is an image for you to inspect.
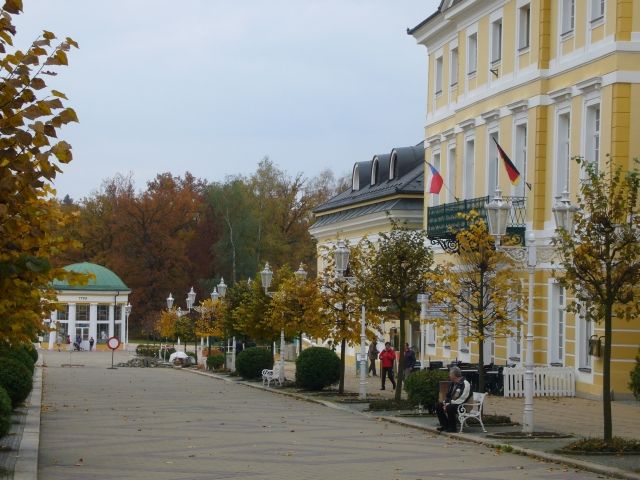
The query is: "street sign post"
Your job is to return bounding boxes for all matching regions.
[107,336,120,370]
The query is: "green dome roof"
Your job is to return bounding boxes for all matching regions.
[53,262,130,292]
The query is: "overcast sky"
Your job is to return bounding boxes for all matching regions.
[14,0,439,200]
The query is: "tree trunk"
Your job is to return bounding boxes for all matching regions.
[603,301,613,442]
[339,338,346,394]
[299,331,303,355]
[477,338,485,393]
[395,309,405,401]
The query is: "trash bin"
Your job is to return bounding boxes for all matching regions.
[355,353,367,375]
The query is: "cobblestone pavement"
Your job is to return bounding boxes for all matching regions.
[39,351,608,480]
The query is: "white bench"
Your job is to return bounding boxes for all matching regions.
[261,366,282,387]
[458,392,487,433]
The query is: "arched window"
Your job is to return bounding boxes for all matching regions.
[371,159,379,185]
[352,164,360,191]
[389,153,397,180]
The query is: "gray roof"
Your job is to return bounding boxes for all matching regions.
[407,0,467,36]
[311,198,423,229]
[314,142,425,214]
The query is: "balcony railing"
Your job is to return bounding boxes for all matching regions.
[427,195,526,252]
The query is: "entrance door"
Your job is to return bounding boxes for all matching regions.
[75,326,89,341]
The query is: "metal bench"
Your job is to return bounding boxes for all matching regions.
[458,392,487,433]
[261,365,281,387]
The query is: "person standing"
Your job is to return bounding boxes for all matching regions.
[378,342,396,390]
[367,341,379,376]
[404,343,416,379]
[89,337,95,351]
[436,366,471,432]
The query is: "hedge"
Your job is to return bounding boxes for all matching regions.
[236,347,273,379]
[295,347,340,390]
[0,358,32,407]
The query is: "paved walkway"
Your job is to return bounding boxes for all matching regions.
[38,350,608,479]
[286,363,640,439]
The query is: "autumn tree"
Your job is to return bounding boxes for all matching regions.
[432,212,523,392]
[553,159,640,442]
[232,278,277,345]
[194,298,225,355]
[0,0,89,344]
[354,223,437,401]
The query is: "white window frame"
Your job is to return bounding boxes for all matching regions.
[352,164,360,190]
[450,46,459,87]
[582,97,601,175]
[371,158,379,186]
[426,322,436,355]
[463,135,475,199]
[517,2,531,51]
[562,0,575,36]
[554,106,571,197]
[490,17,503,65]
[430,150,441,207]
[486,128,499,197]
[447,142,457,203]
[467,31,478,76]
[435,55,444,96]
[512,117,528,197]
[590,0,605,23]
[548,282,566,366]
[577,304,595,372]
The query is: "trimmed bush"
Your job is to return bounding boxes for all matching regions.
[295,347,340,391]
[22,344,38,363]
[0,359,32,407]
[236,347,273,380]
[630,352,640,401]
[136,344,159,357]
[206,351,224,370]
[0,386,11,437]
[5,348,35,373]
[404,369,449,411]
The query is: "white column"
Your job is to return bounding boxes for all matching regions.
[523,231,536,433]
[419,322,426,368]
[359,305,367,400]
[108,304,115,338]
[48,310,57,350]
[68,303,76,350]
[89,303,98,349]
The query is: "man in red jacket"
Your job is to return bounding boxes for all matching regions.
[378,342,396,390]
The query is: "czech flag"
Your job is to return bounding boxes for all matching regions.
[427,162,444,194]
[493,137,521,185]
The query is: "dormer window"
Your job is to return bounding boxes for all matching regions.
[371,159,379,185]
[389,153,397,180]
[352,164,360,191]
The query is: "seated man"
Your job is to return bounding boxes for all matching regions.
[436,366,471,433]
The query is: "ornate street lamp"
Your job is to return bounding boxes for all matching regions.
[552,190,579,235]
[260,263,273,295]
[217,277,227,298]
[166,293,174,310]
[334,240,350,276]
[485,189,511,241]
[294,263,308,282]
[187,286,196,310]
[211,287,219,302]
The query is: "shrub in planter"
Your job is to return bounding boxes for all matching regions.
[0,386,11,437]
[236,347,273,380]
[136,344,159,357]
[21,344,38,363]
[1,348,34,374]
[0,359,32,407]
[295,347,340,391]
[404,369,449,411]
[206,352,224,370]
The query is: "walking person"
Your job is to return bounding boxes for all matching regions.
[436,366,471,432]
[367,341,379,376]
[379,342,396,390]
[404,343,416,379]
[89,337,95,351]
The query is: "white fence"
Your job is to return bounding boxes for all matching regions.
[503,366,575,397]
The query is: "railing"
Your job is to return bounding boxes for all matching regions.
[427,195,526,247]
[502,366,575,398]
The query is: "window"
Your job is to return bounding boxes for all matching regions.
[450,48,458,86]
[435,56,443,95]
[114,323,122,341]
[371,159,379,185]
[56,304,69,321]
[491,19,503,64]
[556,112,571,196]
[578,306,594,370]
[488,131,499,196]
[115,304,122,321]
[97,324,109,343]
[518,4,531,49]
[562,0,575,34]
[76,304,89,321]
[427,323,436,347]
[464,139,475,198]
[457,319,470,354]
[467,33,477,75]
[549,284,566,365]
[514,124,527,197]
[352,164,360,190]
[585,104,600,171]
[97,304,109,321]
[431,152,441,206]
[591,0,605,21]
[508,323,522,362]
[447,146,456,202]
[389,153,397,180]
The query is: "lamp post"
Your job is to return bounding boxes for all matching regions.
[260,262,287,384]
[124,302,132,351]
[333,240,367,401]
[166,287,198,364]
[486,188,577,433]
[293,263,307,355]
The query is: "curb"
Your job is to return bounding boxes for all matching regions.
[13,355,43,480]
[185,368,640,480]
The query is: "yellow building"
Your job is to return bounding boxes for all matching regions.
[309,143,425,353]
[408,0,640,398]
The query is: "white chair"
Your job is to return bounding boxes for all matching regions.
[261,365,281,387]
[458,392,487,433]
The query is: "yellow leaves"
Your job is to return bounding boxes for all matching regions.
[30,77,45,90]
[3,0,23,14]
[45,49,67,66]
[50,140,72,163]
[42,30,56,40]
[157,309,178,338]
[51,89,67,100]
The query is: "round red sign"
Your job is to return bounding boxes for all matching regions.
[107,336,120,350]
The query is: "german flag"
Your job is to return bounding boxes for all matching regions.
[493,137,521,185]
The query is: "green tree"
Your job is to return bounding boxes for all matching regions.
[553,159,640,442]
[354,223,437,400]
[0,0,88,344]
[232,278,277,345]
[432,212,523,392]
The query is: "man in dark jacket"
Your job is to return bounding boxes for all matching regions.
[436,366,471,432]
[367,341,379,376]
[403,343,416,379]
